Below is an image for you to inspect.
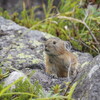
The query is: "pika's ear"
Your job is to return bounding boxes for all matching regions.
[41,37,48,43]
[64,41,72,51]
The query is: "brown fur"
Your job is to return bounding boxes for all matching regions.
[44,37,78,77]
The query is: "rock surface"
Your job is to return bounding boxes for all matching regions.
[0,16,51,70]
[0,17,100,100]
[74,54,100,100]
[4,71,27,89]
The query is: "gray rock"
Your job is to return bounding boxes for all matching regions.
[0,16,49,69]
[30,69,69,91]
[4,71,27,89]
[74,54,100,100]
[76,51,93,65]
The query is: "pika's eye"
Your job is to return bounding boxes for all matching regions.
[53,41,56,44]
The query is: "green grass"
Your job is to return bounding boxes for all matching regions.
[0,68,77,100]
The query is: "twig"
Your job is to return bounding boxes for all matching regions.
[63,73,77,96]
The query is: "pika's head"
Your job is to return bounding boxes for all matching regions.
[42,37,66,56]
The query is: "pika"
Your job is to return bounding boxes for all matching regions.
[42,37,78,78]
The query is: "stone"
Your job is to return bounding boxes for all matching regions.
[4,71,27,89]
[74,54,100,100]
